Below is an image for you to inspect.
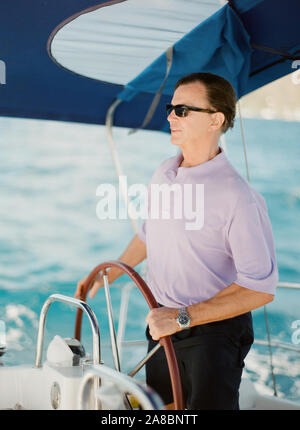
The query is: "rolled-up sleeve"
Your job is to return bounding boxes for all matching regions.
[228,196,278,295]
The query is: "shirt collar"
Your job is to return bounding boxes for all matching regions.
[164,146,227,181]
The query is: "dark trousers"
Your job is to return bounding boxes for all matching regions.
[145,312,254,410]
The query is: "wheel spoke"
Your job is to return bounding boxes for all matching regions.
[103,273,121,372]
[127,343,161,377]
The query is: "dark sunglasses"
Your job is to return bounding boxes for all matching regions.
[166,104,216,117]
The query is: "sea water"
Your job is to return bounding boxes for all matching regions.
[0,116,300,402]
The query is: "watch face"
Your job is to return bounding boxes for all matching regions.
[178,308,190,328]
[179,314,189,325]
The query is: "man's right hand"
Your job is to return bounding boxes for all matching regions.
[74,271,104,299]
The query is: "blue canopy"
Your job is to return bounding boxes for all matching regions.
[0,0,299,131]
[119,4,252,103]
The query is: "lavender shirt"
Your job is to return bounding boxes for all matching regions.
[138,146,278,308]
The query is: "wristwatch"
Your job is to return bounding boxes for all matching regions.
[176,307,191,329]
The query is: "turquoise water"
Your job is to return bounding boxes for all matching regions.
[0,116,300,402]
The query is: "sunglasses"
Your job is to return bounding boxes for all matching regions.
[166,104,216,117]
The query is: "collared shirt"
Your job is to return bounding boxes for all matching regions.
[138,146,278,308]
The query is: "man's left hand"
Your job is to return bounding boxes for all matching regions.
[146,307,179,340]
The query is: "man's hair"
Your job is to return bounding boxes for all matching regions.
[174,72,237,133]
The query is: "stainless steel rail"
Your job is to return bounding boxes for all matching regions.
[254,339,300,353]
[35,294,101,368]
[78,364,164,410]
[277,282,300,290]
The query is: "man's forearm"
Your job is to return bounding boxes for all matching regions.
[187,283,274,327]
[146,283,274,340]
[107,234,147,284]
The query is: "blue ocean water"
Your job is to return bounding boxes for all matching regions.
[0,116,300,401]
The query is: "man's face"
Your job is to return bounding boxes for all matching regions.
[167,82,216,148]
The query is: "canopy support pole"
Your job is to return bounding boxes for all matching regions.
[105,98,139,235]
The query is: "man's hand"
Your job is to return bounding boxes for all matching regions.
[74,272,104,299]
[146,307,179,340]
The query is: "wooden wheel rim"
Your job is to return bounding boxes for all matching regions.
[74,260,184,410]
